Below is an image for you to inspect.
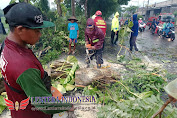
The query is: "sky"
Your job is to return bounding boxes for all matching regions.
[0,0,11,9]
[124,0,168,7]
[0,0,55,9]
[0,0,168,9]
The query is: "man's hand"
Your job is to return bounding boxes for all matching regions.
[91,46,96,50]
[85,41,89,45]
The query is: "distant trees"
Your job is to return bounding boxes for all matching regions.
[63,0,130,18]
[8,0,131,18]
[125,6,139,15]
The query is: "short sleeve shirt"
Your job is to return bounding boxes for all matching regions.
[68,22,79,39]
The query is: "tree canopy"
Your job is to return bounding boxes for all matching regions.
[64,0,130,18]
[8,0,131,18]
[125,6,139,15]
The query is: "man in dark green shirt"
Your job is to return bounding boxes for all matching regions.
[1,2,73,118]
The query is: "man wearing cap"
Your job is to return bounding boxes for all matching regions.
[94,10,106,50]
[68,16,79,54]
[94,10,107,37]
[85,18,104,68]
[1,3,73,118]
[111,12,119,46]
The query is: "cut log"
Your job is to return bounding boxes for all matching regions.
[75,68,120,86]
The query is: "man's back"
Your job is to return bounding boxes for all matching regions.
[94,16,106,35]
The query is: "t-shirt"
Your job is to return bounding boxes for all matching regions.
[0,39,72,118]
[68,22,79,39]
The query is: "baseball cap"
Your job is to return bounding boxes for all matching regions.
[3,2,55,29]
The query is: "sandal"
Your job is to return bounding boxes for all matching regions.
[68,51,71,55]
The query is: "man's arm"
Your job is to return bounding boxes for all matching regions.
[85,31,89,44]
[16,68,73,114]
[77,30,79,39]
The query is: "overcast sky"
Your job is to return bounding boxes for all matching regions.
[124,0,167,7]
[0,0,168,9]
[0,0,55,9]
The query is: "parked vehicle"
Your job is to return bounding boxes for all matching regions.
[158,13,175,24]
[139,22,146,32]
[150,25,156,34]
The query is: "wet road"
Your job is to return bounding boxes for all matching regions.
[136,28,177,74]
[105,18,177,75]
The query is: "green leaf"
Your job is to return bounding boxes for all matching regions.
[65,84,75,91]
[0,96,6,107]
[59,79,65,85]
[126,27,132,32]
[162,60,171,63]
[0,96,6,114]
[0,105,6,115]
[56,84,66,93]
[128,20,133,28]
[137,91,153,99]
[66,56,78,64]
[64,62,78,84]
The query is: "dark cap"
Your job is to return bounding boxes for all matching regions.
[3,2,55,29]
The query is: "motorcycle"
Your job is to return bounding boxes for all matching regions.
[150,25,156,34]
[161,27,175,41]
[139,22,146,32]
[156,25,163,36]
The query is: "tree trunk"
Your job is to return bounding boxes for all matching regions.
[84,0,88,18]
[71,0,75,16]
[56,0,62,16]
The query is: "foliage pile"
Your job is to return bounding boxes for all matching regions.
[82,54,177,118]
[51,56,79,94]
[97,95,177,118]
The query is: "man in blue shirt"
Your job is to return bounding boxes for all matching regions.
[164,19,174,35]
[68,16,79,54]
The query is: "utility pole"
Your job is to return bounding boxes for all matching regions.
[142,0,145,16]
[147,0,149,10]
[146,0,150,20]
